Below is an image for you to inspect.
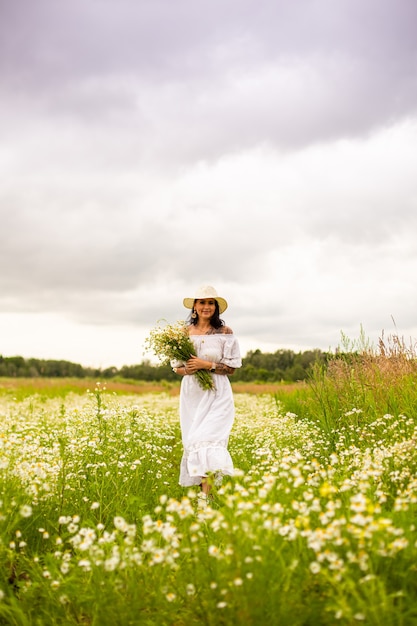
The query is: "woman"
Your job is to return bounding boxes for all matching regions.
[172,285,242,502]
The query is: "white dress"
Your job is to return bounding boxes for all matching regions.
[176,331,242,486]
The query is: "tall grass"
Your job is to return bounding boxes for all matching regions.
[0,361,417,625]
[291,331,417,438]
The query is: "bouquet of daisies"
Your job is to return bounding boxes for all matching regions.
[145,320,214,391]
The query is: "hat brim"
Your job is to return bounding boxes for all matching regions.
[183,296,228,314]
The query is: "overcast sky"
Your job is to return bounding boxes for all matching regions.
[1,0,417,368]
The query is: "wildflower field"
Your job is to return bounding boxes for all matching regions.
[1,338,417,625]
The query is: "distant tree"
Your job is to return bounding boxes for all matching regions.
[0,348,330,382]
[101,367,119,379]
[286,364,308,381]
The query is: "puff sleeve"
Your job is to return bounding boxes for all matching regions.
[220,335,242,369]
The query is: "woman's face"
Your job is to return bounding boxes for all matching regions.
[194,298,216,320]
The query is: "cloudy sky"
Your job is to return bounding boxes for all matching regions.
[1,0,417,368]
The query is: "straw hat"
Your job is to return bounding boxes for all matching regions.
[183,285,228,314]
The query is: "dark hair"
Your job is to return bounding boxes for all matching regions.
[188,299,225,329]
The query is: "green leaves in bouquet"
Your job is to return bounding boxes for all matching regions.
[145,320,214,391]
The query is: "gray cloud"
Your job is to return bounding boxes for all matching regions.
[1,0,417,363]
[1,0,416,158]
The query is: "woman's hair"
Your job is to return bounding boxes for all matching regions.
[188,299,225,329]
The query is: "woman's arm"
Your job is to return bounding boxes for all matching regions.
[213,362,235,375]
[183,355,235,375]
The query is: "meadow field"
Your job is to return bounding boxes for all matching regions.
[1,339,417,625]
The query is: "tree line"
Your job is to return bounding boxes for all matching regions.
[0,348,329,383]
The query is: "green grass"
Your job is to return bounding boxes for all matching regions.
[1,334,417,625]
[0,377,179,401]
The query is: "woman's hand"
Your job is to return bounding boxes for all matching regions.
[185,356,234,376]
[185,355,210,373]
